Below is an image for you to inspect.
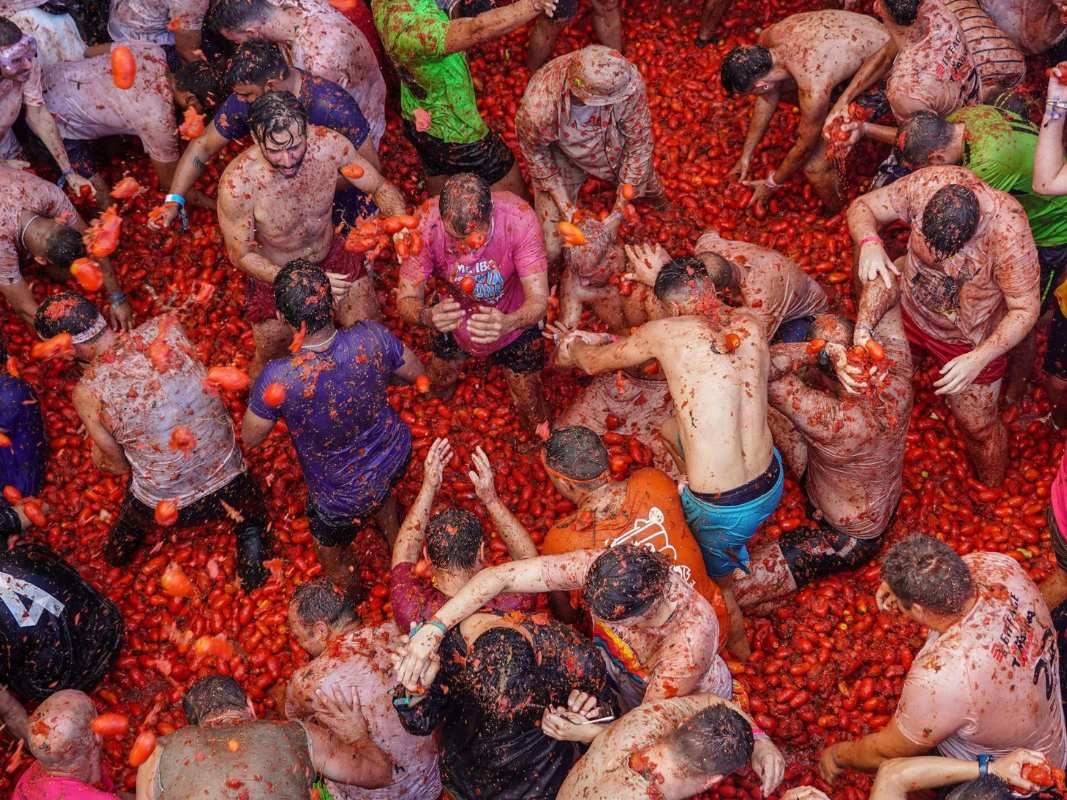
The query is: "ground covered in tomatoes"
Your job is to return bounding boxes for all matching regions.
[0,1,1059,798]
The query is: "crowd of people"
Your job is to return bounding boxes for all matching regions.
[0,0,1066,797]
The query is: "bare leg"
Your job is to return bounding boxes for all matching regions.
[945,379,1007,486]
[504,367,549,442]
[491,160,531,202]
[1042,568,1067,610]
[1048,373,1067,429]
[696,0,731,44]
[1003,329,1036,406]
[803,143,844,215]
[767,406,807,478]
[526,15,565,70]
[714,573,751,661]
[374,492,400,547]
[250,318,292,381]
[336,274,380,325]
[315,542,362,595]
[590,0,623,52]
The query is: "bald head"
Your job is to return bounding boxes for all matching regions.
[28,690,97,770]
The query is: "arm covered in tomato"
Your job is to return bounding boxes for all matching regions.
[72,384,130,475]
[870,750,1048,800]
[392,438,450,567]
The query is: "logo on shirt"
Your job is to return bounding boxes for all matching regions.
[455,260,505,304]
[0,572,64,628]
[609,507,694,586]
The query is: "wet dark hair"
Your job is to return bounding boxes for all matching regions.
[467,627,537,719]
[34,292,99,340]
[882,535,974,615]
[174,60,223,114]
[292,578,353,627]
[583,545,671,621]
[720,46,772,93]
[808,314,855,347]
[654,256,710,302]
[920,184,980,258]
[0,17,22,47]
[225,39,289,88]
[899,111,954,168]
[543,426,609,481]
[45,225,86,270]
[882,0,921,25]
[671,705,755,777]
[698,252,739,292]
[439,173,492,237]
[273,259,333,335]
[182,674,248,725]
[945,776,1012,800]
[426,508,484,570]
[209,0,269,34]
[248,90,307,147]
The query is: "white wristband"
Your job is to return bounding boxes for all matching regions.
[764,173,781,190]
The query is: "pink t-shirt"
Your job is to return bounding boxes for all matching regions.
[0,50,44,141]
[400,192,548,358]
[895,552,1067,764]
[42,43,179,163]
[0,162,77,285]
[13,761,120,800]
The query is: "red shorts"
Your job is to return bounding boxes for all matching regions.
[901,306,1007,385]
[244,235,366,325]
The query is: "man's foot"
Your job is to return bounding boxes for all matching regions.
[103,527,144,566]
[236,526,272,591]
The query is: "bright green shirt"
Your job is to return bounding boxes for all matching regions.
[373,0,489,144]
[950,105,1067,248]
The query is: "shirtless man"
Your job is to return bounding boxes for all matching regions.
[42,43,220,205]
[0,162,130,327]
[286,579,441,800]
[849,165,1039,485]
[397,545,785,795]
[557,696,760,800]
[720,11,889,211]
[209,0,386,148]
[736,310,913,609]
[550,255,782,657]
[0,17,91,196]
[819,535,1066,782]
[217,91,406,375]
[135,674,392,799]
[35,292,271,589]
[517,46,660,262]
[2,690,123,799]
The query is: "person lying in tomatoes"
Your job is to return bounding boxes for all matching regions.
[819,535,1065,784]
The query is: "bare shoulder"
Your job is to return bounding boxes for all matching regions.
[310,126,355,161]
[217,149,258,205]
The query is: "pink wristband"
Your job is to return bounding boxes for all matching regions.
[858,235,882,248]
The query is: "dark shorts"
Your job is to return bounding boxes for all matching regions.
[1045,303,1067,380]
[1040,243,1067,308]
[308,445,412,547]
[431,325,545,374]
[771,315,814,344]
[402,120,516,184]
[244,234,366,325]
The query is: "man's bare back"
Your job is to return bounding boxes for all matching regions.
[761,11,888,113]
[219,127,354,269]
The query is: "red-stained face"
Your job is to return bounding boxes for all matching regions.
[257,122,308,179]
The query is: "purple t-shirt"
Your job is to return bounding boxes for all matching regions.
[400,192,548,358]
[13,762,120,800]
[248,322,411,521]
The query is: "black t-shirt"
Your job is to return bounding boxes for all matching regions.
[396,612,612,800]
[0,544,122,701]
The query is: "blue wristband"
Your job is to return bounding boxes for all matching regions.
[420,618,447,637]
[108,291,127,305]
[977,754,991,777]
[165,194,189,232]
[57,169,75,188]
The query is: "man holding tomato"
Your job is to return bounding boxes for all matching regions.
[819,535,1065,783]
[396,172,550,442]
[848,166,1039,486]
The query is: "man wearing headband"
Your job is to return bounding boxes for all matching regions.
[397,172,549,442]
[34,292,272,590]
[107,0,210,68]
[517,46,660,264]
[0,331,45,544]
[397,545,785,796]
[209,0,386,149]
[0,162,131,328]
[719,11,889,213]
[734,311,911,610]
[558,697,766,800]
[0,16,91,196]
[217,91,406,376]
[389,438,538,632]
[547,259,781,661]
[848,166,1039,486]
[373,0,556,196]
[41,43,221,209]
